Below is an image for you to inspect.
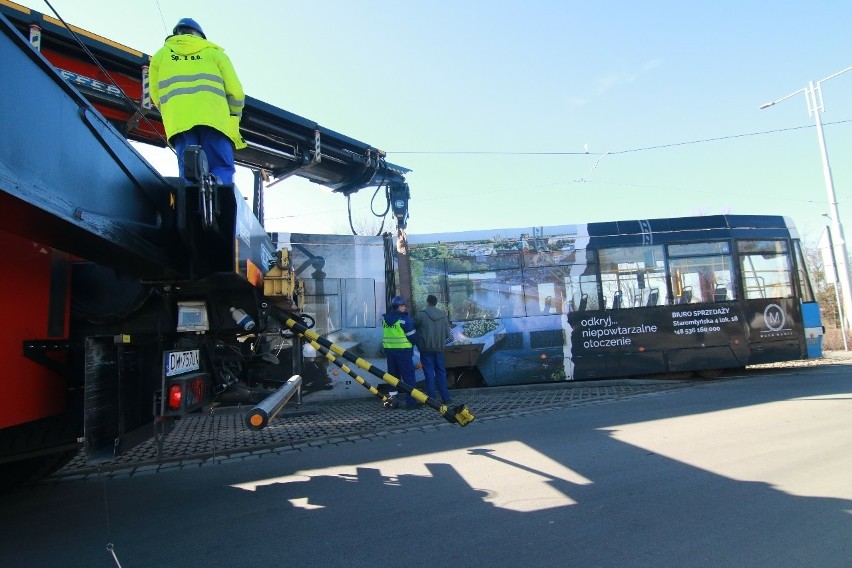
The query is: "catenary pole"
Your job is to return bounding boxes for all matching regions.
[760,67,852,329]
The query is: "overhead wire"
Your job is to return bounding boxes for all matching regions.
[36,1,852,220]
[381,119,852,207]
[153,0,168,35]
[255,118,852,226]
[388,121,851,156]
[43,0,174,156]
[39,0,384,227]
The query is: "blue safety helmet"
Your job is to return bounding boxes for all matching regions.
[173,18,206,39]
[391,296,406,308]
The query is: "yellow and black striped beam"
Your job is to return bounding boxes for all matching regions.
[305,337,395,405]
[272,306,475,426]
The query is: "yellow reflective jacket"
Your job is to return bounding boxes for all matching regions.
[149,35,246,149]
[382,314,415,350]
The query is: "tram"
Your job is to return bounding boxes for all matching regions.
[407,214,823,385]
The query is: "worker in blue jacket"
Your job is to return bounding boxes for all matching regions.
[382,296,418,409]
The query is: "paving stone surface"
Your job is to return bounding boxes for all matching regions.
[52,351,852,481]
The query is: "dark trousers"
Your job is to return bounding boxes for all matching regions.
[173,125,236,184]
[420,351,451,402]
[386,348,416,406]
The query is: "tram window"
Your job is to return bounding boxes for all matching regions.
[524,267,568,315]
[598,245,665,309]
[446,251,521,273]
[448,269,524,320]
[565,250,599,312]
[668,258,735,304]
[668,242,730,257]
[342,278,376,328]
[414,259,449,293]
[793,240,816,303]
[572,277,600,311]
[738,240,793,299]
[647,288,660,306]
[522,248,580,269]
[303,278,342,335]
[668,242,735,304]
[524,252,599,314]
[411,258,448,312]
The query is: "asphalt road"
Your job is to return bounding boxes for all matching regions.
[2,365,851,567]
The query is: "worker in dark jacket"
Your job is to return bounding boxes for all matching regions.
[414,295,453,404]
[149,18,246,184]
[382,296,418,409]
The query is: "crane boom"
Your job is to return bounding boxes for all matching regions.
[0,1,409,195]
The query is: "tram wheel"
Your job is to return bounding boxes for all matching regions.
[696,368,724,380]
[455,367,485,389]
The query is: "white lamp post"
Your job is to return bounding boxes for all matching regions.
[760,66,852,330]
[822,216,849,350]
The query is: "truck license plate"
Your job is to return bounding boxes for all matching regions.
[165,350,201,377]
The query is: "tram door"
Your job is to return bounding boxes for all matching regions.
[737,239,809,363]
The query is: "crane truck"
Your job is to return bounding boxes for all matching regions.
[0,2,465,490]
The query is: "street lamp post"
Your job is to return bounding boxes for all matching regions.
[822,221,849,350]
[760,66,852,330]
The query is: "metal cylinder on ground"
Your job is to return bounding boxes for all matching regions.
[245,375,302,431]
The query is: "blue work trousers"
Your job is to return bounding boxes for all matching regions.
[172,125,236,184]
[386,348,417,407]
[420,351,451,402]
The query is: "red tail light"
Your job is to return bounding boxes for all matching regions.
[168,384,182,410]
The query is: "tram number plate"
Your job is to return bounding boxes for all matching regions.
[165,349,201,377]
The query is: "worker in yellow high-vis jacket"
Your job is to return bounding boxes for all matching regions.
[149,18,246,184]
[382,296,419,409]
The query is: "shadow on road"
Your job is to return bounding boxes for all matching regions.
[2,366,851,567]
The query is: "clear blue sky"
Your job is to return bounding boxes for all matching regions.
[16,0,852,244]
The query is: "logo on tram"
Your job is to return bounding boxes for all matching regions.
[763,303,786,332]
